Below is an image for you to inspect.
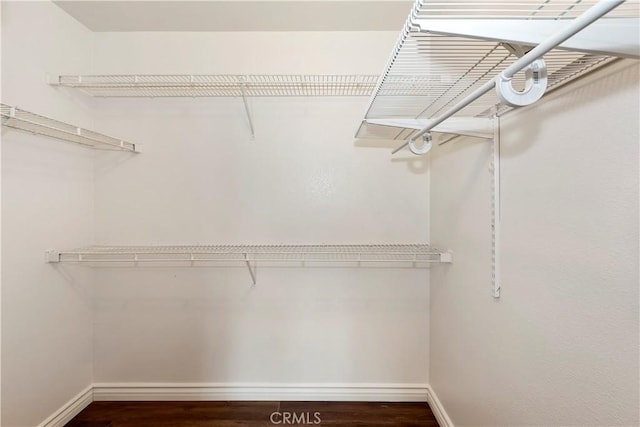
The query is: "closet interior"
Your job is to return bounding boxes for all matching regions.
[1,1,638,426]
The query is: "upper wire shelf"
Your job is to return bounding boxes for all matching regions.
[358,0,639,140]
[412,0,638,19]
[47,244,451,265]
[53,75,379,97]
[1,103,137,152]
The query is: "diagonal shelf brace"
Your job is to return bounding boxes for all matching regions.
[414,18,640,59]
[366,117,494,140]
[239,77,255,139]
[244,253,257,286]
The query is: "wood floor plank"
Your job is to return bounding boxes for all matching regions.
[279,401,438,426]
[65,401,438,426]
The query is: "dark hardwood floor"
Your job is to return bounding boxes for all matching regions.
[65,401,439,426]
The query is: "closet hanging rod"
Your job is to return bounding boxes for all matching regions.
[395,0,624,155]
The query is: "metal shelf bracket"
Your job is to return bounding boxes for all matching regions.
[238,77,255,139]
[244,253,257,286]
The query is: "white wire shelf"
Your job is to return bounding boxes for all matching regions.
[1,103,138,152]
[47,244,451,265]
[52,75,379,97]
[358,0,638,140]
[412,0,639,20]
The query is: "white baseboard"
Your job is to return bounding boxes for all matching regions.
[38,383,450,427]
[426,385,454,427]
[38,385,93,427]
[92,382,429,402]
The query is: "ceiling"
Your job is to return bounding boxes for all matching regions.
[54,1,413,32]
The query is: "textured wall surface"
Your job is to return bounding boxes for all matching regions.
[1,2,95,426]
[429,60,639,426]
[90,95,430,385]
[88,32,431,386]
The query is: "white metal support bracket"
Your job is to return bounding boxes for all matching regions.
[244,253,257,286]
[491,116,501,299]
[239,77,255,139]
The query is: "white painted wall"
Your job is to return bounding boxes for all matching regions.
[429,60,639,426]
[1,2,96,426]
[89,33,430,386]
[3,2,637,424]
[90,31,400,75]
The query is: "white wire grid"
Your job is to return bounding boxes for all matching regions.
[50,244,448,264]
[358,0,638,139]
[412,0,638,19]
[0,103,137,152]
[55,75,379,97]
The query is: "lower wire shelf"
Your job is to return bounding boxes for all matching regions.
[47,244,451,264]
[46,244,452,284]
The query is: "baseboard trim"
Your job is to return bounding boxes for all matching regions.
[92,382,429,402]
[38,383,448,427]
[426,385,454,427]
[38,385,93,427]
